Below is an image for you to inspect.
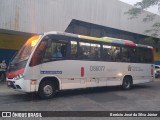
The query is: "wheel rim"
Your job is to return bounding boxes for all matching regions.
[124,80,130,88]
[43,85,53,96]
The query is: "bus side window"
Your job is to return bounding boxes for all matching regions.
[71,41,78,58]
[90,43,101,59]
[42,40,68,62]
[144,48,152,63]
[61,44,67,57]
[102,45,111,61]
[79,42,90,59]
[136,47,144,63]
[52,42,67,59]
[79,42,100,60]
[113,46,121,62]
[121,47,130,62]
[130,48,137,63]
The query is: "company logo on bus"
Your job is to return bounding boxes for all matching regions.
[128,65,144,72]
[40,71,62,74]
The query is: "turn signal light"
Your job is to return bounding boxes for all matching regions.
[31,80,36,85]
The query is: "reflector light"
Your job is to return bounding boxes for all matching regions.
[31,80,36,85]
[81,67,84,77]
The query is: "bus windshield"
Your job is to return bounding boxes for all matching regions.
[7,35,40,74]
[12,35,40,63]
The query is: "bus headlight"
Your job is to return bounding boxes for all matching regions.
[14,74,24,80]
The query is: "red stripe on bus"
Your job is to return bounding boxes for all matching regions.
[6,68,24,79]
[125,42,136,46]
[81,67,84,77]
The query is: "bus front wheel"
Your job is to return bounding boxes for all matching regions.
[38,81,56,99]
[122,77,132,90]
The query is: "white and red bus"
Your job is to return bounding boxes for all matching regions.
[6,31,154,99]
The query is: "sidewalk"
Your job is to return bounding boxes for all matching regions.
[155,78,160,81]
[0,81,6,86]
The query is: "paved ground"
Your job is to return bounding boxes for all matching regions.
[0,79,160,120]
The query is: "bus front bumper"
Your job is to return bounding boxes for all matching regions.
[7,78,37,93]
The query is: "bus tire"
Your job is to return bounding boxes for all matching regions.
[122,77,132,90]
[38,80,56,99]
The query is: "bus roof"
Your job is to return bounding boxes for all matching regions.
[43,31,153,49]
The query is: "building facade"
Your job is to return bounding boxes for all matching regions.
[0,0,160,64]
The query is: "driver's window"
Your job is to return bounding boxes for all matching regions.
[43,40,68,62]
